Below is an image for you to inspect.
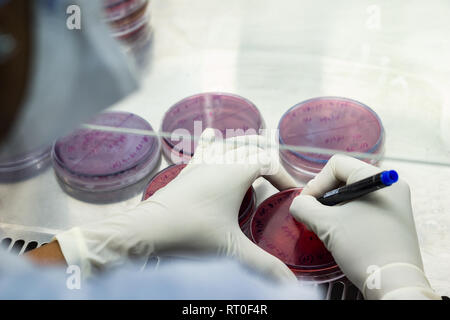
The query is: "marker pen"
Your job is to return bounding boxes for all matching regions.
[317,170,399,206]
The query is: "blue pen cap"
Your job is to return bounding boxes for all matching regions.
[380,170,399,186]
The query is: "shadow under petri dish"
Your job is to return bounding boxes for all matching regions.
[142,163,256,235]
[278,97,385,182]
[0,146,52,183]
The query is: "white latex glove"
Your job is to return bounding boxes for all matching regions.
[289,154,441,300]
[55,129,297,283]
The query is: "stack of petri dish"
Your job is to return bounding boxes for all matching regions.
[250,188,344,283]
[52,111,161,203]
[103,0,153,69]
[142,164,256,236]
[160,92,265,164]
[0,146,51,182]
[278,97,385,182]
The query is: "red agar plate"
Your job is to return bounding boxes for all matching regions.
[251,188,343,283]
[143,164,256,235]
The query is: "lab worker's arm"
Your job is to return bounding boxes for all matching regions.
[290,155,441,300]
[26,130,297,283]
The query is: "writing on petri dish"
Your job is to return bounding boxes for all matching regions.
[251,188,343,283]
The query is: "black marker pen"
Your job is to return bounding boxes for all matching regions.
[317,170,399,206]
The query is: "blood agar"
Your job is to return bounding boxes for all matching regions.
[250,188,343,283]
[108,1,149,41]
[0,146,51,182]
[103,0,148,23]
[278,97,385,182]
[160,93,265,164]
[142,164,256,236]
[52,111,161,203]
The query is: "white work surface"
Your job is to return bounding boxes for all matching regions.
[1,0,450,296]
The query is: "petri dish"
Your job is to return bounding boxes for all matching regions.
[0,146,51,182]
[142,164,256,235]
[125,24,153,69]
[160,92,265,164]
[52,111,161,203]
[250,188,344,283]
[278,97,385,182]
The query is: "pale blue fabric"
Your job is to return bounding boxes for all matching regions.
[0,0,138,161]
[0,249,321,300]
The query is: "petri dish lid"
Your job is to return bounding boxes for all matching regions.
[0,146,50,172]
[278,97,384,164]
[142,164,187,200]
[142,163,255,223]
[238,186,256,226]
[103,0,148,22]
[161,92,265,157]
[0,145,51,182]
[251,188,341,277]
[53,111,159,178]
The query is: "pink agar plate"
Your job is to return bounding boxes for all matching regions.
[278,97,384,181]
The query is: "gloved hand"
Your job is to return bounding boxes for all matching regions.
[55,129,297,283]
[290,154,441,300]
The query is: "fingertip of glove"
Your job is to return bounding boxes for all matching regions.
[301,178,322,197]
[197,128,217,148]
[262,252,298,285]
[290,194,316,215]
